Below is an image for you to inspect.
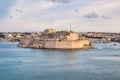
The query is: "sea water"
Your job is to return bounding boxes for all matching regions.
[0,42,120,80]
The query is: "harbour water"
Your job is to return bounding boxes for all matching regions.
[0,42,120,80]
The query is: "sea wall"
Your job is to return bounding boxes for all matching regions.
[44,40,90,49]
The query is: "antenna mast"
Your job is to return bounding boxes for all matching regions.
[70,24,72,32]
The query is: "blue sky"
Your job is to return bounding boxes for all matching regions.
[0,0,120,32]
[0,0,15,18]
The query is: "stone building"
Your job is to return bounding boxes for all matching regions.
[44,29,56,33]
[18,29,94,49]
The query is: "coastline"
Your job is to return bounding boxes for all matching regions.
[0,30,120,50]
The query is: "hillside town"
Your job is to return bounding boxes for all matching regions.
[0,31,120,43]
[80,32,120,43]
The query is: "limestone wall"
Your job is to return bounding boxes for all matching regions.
[66,33,79,40]
[44,40,90,49]
[44,29,56,33]
[44,41,56,48]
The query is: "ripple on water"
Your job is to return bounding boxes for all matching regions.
[0,42,120,80]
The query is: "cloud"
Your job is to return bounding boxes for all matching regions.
[83,12,110,20]
[16,9,23,13]
[84,12,99,19]
[44,0,71,4]
[0,0,120,32]
[102,16,110,19]
[79,0,120,13]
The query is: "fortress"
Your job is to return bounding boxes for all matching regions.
[18,29,94,49]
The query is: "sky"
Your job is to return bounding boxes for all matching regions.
[0,0,120,32]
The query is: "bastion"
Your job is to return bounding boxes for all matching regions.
[18,29,94,49]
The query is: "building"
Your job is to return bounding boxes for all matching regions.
[18,29,94,49]
[44,29,56,33]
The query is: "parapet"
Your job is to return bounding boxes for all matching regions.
[44,29,56,33]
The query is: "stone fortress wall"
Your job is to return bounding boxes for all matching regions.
[18,29,94,49]
[44,40,90,49]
